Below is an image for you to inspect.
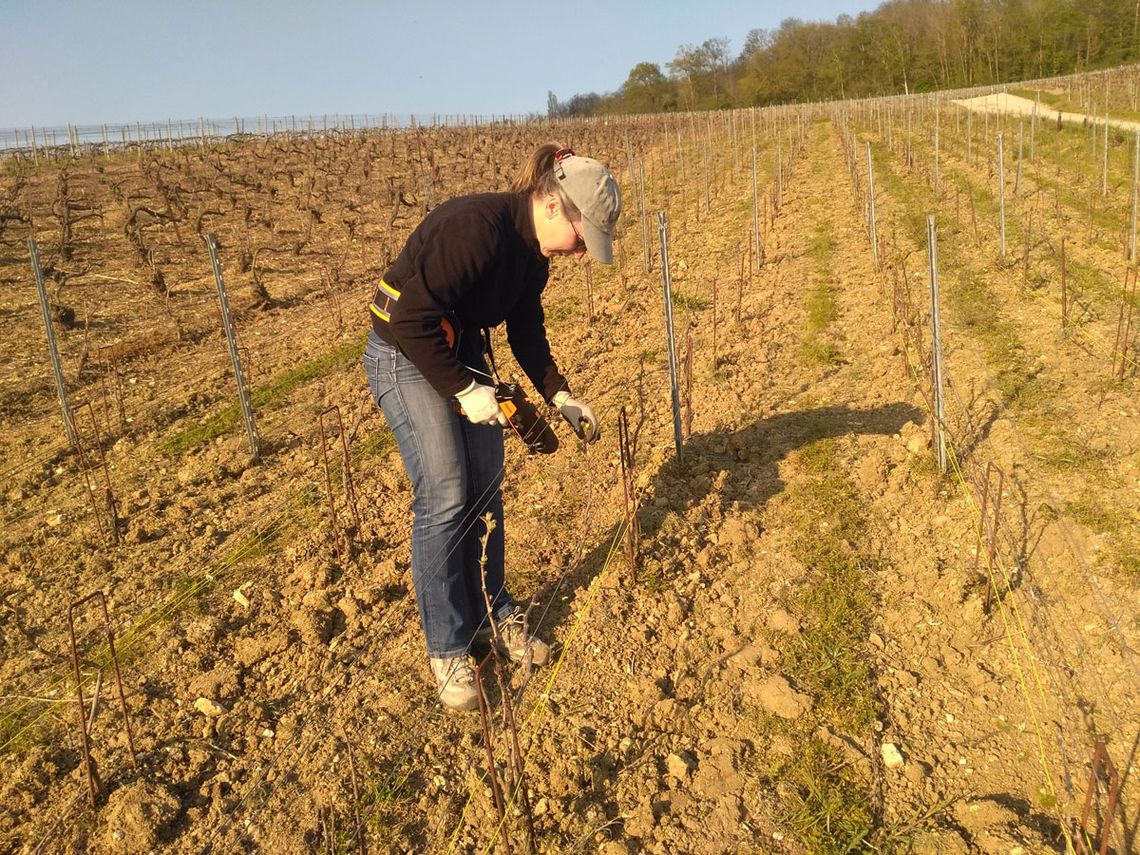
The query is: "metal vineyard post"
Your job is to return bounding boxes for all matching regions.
[658,212,684,463]
[205,234,260,463]
[29,239,78,447]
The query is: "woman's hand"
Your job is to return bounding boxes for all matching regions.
[456,381,508,427]
[552,391,600,443]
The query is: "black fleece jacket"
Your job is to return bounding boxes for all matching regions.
[371,192,570,402]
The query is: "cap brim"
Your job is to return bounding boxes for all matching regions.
[581,218,614,264]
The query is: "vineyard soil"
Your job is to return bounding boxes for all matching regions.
[1,105,1136,854]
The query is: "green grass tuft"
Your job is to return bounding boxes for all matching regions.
[162,337,366,456]
[753,436,884,847]
[781,440,880,728]
[1065,493,1140,580]
[769,737,875,854]
[670,288,710,311]
[801,221,842,366]
[321,750,417,852]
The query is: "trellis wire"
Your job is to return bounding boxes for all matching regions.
[875,229,1090,855]
[184,341,614,853]
[11,117,633,848]
[11,90,1140,852]
[182,426,572,854]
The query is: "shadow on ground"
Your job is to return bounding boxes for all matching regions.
[533,400,924,637]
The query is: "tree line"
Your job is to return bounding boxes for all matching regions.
[548,0,1139,116]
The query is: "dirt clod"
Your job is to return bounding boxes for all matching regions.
[666,750,696,780]
[747,674,812,719]
[101,780,180,854]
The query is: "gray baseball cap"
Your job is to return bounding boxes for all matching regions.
[554,149,622,264]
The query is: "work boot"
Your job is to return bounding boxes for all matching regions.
[491,609,550,667]
[429,656,479,712]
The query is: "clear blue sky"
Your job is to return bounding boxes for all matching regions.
[1,0,882,128]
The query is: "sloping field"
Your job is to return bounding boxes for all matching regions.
[1,75,1137,853]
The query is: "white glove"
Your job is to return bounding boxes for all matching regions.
[455,381,508,427]
[552,390,600,443]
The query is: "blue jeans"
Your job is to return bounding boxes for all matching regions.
[363,331,515,658]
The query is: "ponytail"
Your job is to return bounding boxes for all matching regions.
[510,143,581,218]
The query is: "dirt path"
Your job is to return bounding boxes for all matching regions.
[953,91,1140,133]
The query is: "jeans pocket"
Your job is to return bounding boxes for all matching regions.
[363,352,387,406]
